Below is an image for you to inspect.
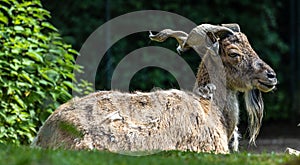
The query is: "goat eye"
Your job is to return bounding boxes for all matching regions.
[228,53,239,58]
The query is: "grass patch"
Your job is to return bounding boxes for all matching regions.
[0,144,297,165]
[58,121,84,139]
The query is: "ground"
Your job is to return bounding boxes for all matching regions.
[239,121,300,153]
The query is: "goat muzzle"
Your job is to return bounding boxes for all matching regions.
[256,70,277,92]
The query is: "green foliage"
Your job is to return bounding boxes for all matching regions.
[42,1,290,120]
[0,145,296,165]
[0,0,92,145]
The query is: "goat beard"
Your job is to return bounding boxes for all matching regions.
[244,89,264,145]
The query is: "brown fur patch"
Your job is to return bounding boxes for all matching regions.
[200,99,211,114]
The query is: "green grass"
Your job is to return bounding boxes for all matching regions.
[0,145,298,165]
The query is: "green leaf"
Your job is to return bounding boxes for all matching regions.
[13,95,26,109]
[16,82,32,88]
[68,48,79,56]
[19,112,30,120]
[7,86,15,95]
[41,22,58,31]
[63,81,74,89]
[25,51,43,62]
[40,69,60,83]
[6,115,17,125]
[38,79,49,86]
[0,12,8,24]
[10,103,22,113]
[26,91,45,103]
[63,53,75,61]
[59,89,72,101]
[49,48,63,55]
[0,0,12,5]
[14,26,24,32]
[20,72,34,84]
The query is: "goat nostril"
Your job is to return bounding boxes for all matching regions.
[266,71,276,79]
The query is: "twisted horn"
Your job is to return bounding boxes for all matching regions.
[149,24,235,54]
[221,23,241,32]
[149,29,189,53]
[184,24,235,48]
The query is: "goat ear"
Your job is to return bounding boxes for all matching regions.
[221,23,241,32]
[207,30,233,42]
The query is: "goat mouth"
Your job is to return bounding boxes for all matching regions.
[257,80,276,92]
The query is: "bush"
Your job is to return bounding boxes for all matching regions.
[0,0,92,145]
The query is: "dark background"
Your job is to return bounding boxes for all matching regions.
[42,0,300,129]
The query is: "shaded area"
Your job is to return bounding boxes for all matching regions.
[240,121,300,153]
[42,0,300,125]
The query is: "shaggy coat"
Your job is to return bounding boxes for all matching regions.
[33,90,229,154]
